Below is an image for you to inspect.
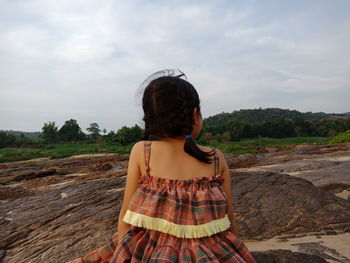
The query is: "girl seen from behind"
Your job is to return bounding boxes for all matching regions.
[66,69,256,263]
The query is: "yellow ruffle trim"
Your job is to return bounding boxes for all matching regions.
[123,209,231,238]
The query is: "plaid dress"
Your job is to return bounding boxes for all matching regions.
[66,141,256,263]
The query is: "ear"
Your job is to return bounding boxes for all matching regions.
[193,107,201,124]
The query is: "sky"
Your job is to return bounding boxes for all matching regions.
[0,0,349,133]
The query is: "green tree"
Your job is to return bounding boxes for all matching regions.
[327,129,337,137]
[270,118,294,138]
[58,119,85,142]
[228,119,244,141]
[41,121,59,143]
[115,124,143,145]
[97,136,106,152]
[294,126,303,137]
[200,132,213,144]
[0,131,17,148]
[240,122,257,138]
[213,133,222,142]
[221,131,231,142]
[86,122,101,138]
[17,133,33,147]
[344,118,350,130]
[105,130,116,144]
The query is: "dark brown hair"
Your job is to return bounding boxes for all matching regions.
[140,74,215,164]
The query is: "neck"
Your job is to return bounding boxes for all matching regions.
[159,136,187,146]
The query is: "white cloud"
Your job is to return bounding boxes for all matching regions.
[0,0,349,131]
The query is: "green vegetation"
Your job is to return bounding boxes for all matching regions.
[0,148,46,163]
[0,142,133,163]
[0,136,333,163]
[1,108,348,163]
[204,108,330,126]
[331,130,350,143]
[86,122,102,138]
[200,116,350,142]
[215,136,331,154]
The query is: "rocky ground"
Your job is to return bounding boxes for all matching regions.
[230,143,350,263]
[0,142,349,263]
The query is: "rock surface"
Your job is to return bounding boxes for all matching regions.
[232,143,350,189]
[0,143,349,262]
[251,249,329,263]
[247,232,350,263]
[232,171,350,240]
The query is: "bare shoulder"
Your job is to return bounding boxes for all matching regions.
[130,141,144,154]
[216,148,229,172]
[129,141,146,162]
[213,148,228,174]
[132,140,145,150]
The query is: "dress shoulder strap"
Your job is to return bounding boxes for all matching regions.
[211,147,219,175]
[144,140,152,175]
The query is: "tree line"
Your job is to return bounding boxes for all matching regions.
[0,119,143,148]
[39,119,143,145]
[1,113,350,148]
[203,107,331,126]
[199,117,350,143]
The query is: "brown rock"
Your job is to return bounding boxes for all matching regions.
[231,171,350,240]
[225,153,259,168]
[251,249,329,263]
[0,185,33,200]
[1,150,349,262]
[263,146,280,153]
[319,183,350,195]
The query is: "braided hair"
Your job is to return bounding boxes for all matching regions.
[140,72,215,164]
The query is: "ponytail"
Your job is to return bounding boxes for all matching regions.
[184,136,215,164]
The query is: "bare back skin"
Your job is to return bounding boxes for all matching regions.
[139,140,220,180]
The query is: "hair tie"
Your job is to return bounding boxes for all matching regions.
[185,134,192,138]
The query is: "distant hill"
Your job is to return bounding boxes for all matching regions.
[203,108,345,126]
[2,108,349,138]
[327,112,350,118]
[1,130,41,139]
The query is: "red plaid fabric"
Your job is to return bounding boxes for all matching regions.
[66,141,256,263]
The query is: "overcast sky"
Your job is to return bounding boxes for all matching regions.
[1,0,349,132]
